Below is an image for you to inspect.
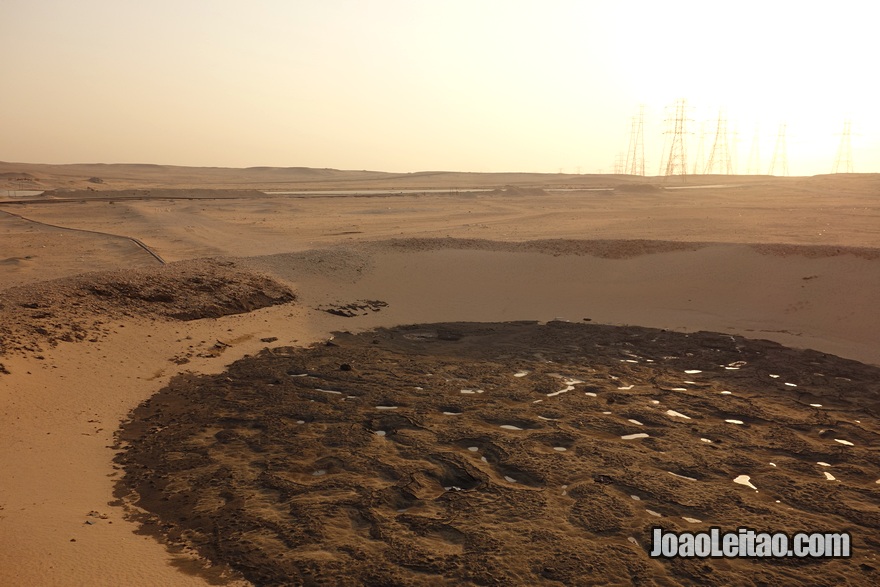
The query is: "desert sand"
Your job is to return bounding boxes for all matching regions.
[1,164,879,585]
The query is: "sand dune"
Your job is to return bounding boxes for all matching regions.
[1,170,879,585]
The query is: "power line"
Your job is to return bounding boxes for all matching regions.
[624,106,646,176]
[746,124,761,175]
[704,110,733,175]
[832,120,854,173]
[769,123,788,176]
[693,122,706,175]
[663,98,691,180]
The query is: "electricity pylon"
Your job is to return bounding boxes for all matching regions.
[769,123,788,176]
[746,124,761,175]
[832,120,854,173]
[693,122,706,175]
[704,110,733,175]
[663,98,690,179]
[624,106,646,176]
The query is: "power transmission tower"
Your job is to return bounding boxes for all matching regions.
[624,106,646,176]
[769,123,788,176]
[832,120,854,173]
[704,110,733,174]
[662,98,691,179]
[613,152,627,175]
[693,122,706,175]
[746,124,761,175]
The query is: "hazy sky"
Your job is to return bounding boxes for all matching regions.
[2,0,877,175]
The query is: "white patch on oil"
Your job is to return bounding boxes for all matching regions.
[500,424,524,431]
[668,472,697,481]
[666,410,691,419]
[725,419,744,425]
[547,378,583,397]
[824,472,837,481]
[700,438,713,443]
[621,433,649,440]
[627,419,644,426]
[733,475,757,490]
[834,439,854,446]
[685,370,702,374]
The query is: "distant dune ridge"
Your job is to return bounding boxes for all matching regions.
[5,159,878,192]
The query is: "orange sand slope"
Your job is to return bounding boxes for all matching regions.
[1,170,879,585]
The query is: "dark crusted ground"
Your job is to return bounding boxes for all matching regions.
[0,259,295,360]
[115,321,880,586]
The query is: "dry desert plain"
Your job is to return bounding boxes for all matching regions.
[1,163,880,586]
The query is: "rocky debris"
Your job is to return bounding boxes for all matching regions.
[319,299,388,317]
[0,259,295,358]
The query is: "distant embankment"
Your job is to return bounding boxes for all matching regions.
[32,189,267,202]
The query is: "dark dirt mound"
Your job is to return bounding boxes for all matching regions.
[378,237,711,259]
[0,259,295,359]
[115,321,880,586]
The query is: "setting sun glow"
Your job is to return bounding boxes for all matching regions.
[1,0,876,175]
